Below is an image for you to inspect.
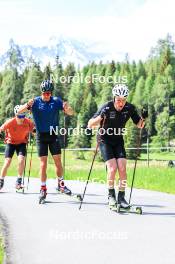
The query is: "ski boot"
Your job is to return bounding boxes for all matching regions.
[39,186,47,204]
[56,177,72,196]
[117,191,131,212]
[16,177,24,193]
[108,188,117,210]
[56,178,82,201]
[0,178,4,190]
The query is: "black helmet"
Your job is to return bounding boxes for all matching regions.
[40,80,54,92]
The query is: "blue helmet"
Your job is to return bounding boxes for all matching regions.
[40,80,54,92]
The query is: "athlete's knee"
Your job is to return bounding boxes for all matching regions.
[40,157,47,169]
[53,155,62,167]
[18,156,25,164]
[4,158,11,167]
[107,165,117,175]
[118,165,126,175]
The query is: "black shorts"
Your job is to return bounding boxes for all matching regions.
[99,142,126,162]
[5,143,27,158]
[36,133,61,157]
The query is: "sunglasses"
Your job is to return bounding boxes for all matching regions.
[42,92,51,96]
[17,115,25,119]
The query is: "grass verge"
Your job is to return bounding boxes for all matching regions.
[0,146,175,194]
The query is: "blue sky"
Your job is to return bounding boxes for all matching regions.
[0,0,174,61]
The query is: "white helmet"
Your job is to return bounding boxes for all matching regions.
[14,105,26,117]
[112,84,129,98]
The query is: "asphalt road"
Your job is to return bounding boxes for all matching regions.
[0,177,175,264]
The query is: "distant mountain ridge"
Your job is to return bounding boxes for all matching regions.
[0,36,108,69]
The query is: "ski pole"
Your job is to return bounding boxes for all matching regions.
[129,109,148,204]
[22,142,29,193]
[27,136,35,190]
[129,128,142,204]
[79,116,106,210]
[63,114,66,177]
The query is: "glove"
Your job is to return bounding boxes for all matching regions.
[141,108,148,119]
[33,128,36,133]
[100,107,110,119]
[27,99,34,110]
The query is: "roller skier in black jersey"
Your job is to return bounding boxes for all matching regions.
[88,84,145,211]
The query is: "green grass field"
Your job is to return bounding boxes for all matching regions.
[0,143,175,194]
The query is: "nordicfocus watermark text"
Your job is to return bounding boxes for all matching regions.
[52,74,127,84]
[50,126,127,136]
[50,229,128,240]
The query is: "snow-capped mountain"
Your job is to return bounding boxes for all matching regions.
[0,36,107,69]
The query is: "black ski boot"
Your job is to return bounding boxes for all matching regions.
[39,186,47,204]
[108,188,117,208]
[117,191,130,210]
[16,177,24,191]
[0,178,4,190]
[56,177,72,195]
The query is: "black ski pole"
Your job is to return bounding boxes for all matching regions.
[129,128,142,204]
[22,142,29,193]
[27,136,35,190]
[129,109,148,204]
[79,117,106,210]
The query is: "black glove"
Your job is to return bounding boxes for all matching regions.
[100,107,110,119]
[33,128,36,133]
[141,108,148,119]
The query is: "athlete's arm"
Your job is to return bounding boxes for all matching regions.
[88,116,102,128]
[0,120,10,132]
[17,99,34,114]
[88,105,109,128]
[130,105,145,128]
[137,118,145,129]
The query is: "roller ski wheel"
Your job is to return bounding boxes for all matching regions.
[117,204,142,214]
[39,187,47,204]
[135,206,142,215]
[108,188,117,211]
[108,198,117,211]
[56,188,82,201]
[109,204,118,211]
[16,186,24,193]
[0,178,4,190]
[76,194,83,201]
[15,178,24,193]
[39,196,46,204]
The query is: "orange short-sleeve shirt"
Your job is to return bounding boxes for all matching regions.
[0,117,34,144]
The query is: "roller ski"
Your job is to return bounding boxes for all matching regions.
[108,188,118,211]
[39,186,47,204]
[117,204,142,214]
[16,178,24,193]
[56,178,83,202]
[116,191,142,215]
[0,178,4,190]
